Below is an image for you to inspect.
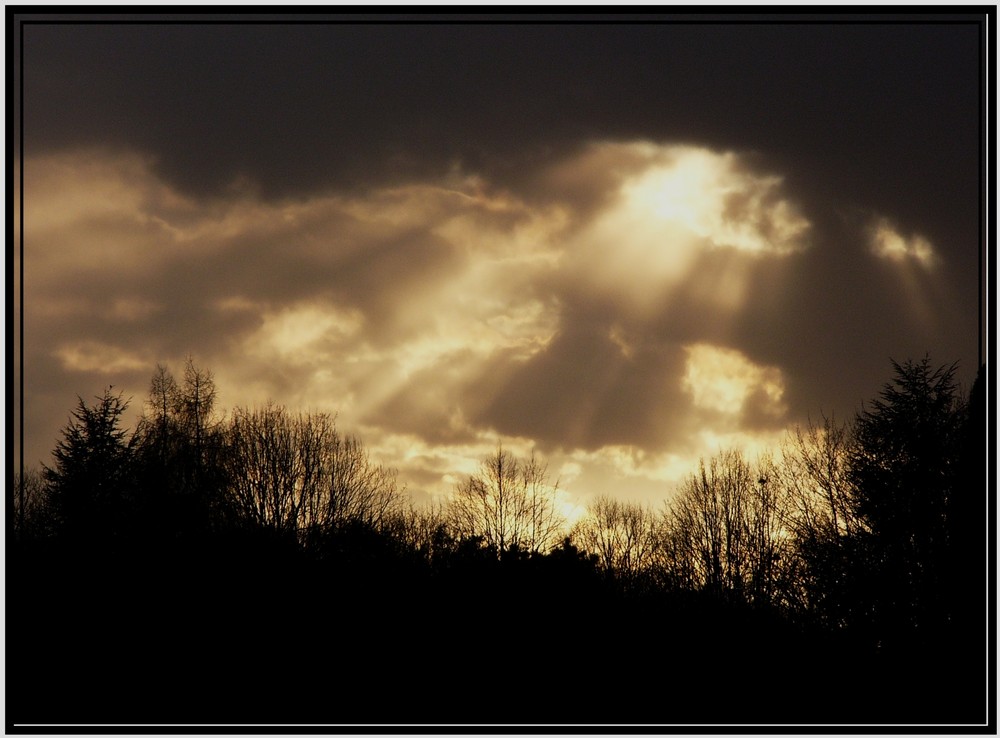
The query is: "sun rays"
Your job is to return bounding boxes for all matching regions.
[19,138,962,514]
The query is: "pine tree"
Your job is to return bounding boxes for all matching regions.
[43,388,136,539]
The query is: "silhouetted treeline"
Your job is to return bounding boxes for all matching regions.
[8,357,989,726]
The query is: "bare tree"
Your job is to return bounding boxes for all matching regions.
[448,443,565,557]
[744,455,790,605]
[391,500,454,563]
[13,466,49,540]
[180,358,221,470]
[773,415,861,618]
[136,364,182,460]
[224,402,306,534]
[317,430,402,532]
[223,403,402,538]
[664,449,791,605]
[778,414,860,542]
[570,495,660,583]
[130,362,232,534]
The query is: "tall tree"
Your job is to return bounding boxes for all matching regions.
[13,466,49,540]
[777,414,861,622]
[134,364,183,493]
[448,443,565,557]
[846,357,966,652]
[133,362,227,536]
[222,403,402,539]
[138,365,181,460]
[43,388,136,539]
[665,449,790,606]
[570,495,660,585]
[179,358,221,478]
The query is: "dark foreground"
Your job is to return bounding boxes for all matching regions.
[9,533,988,728]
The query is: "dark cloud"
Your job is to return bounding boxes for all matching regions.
[476,321,693,453]
[16,15,985,504]
[732,211,978,422]
[20,20,982,310]
[21,22,980,210]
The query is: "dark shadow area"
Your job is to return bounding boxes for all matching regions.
[7,358,992,728]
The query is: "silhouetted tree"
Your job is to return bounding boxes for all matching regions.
[447,443,565,557]
[570,495,661,585]
[223,403,402,540]
[134,365,184,520]
[133,361,228,536]
[777,414,863,623]
[846,357,966,653]
[780,415,860,540]
[177,359,226,510]
[316,426,402,533]
[743,456,788,605]
[42,388,136,539]
[180,357,219,466]
[391,500,454,564]
[665,449,789,605]
[138,364,182,459]
[13,466,50,540]
[13,355,987,726]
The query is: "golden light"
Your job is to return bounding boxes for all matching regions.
[572,143,810,316]
[869,217,937,269]
[554,488,589,528]
[623,147,722,235]
[866,215,946,335]
[55,341,149,374]
[694,427,789,463]
[570,444,698,488]
[682,343,787,418]
[253,302,365,359]
[612,145,809,256]
[24,144,817,517]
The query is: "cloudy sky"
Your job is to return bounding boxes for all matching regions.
[14,14,986,517]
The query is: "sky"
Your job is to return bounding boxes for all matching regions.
[12,14,987,519]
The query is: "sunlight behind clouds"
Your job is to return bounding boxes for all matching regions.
[622,145,809,254]
[682,343,788,419]
[863,215,950,339]
[869,217,937,269]
[571,142,810,316]
[22,141,834,515]
[251,302,365,360]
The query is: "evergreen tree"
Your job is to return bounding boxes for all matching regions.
[847,357,966,652]
[43,388,136,539]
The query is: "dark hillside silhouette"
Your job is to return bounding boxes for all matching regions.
[7,357,990,727]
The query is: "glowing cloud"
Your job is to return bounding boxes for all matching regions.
[569,142,810,315]
[682,343,787,419]
[22,142,821,516]
[621,145,809,254]
[869,217,937,269]
[55,341,150,374]
[251,302,365,360]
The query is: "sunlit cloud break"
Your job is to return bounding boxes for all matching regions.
[570,142,810,316]
[20,136,964,517]
[869,216,938,269]
[682,343,787,419]
[617,143,810,255]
